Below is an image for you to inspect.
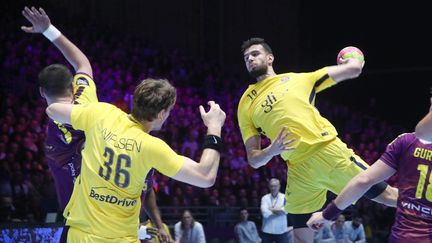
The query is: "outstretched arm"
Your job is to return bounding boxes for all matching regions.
[416,97,432,142]
[21,6,92,77]
[307,160,396,230]
[245,127,295,168]
[46,103,74,124]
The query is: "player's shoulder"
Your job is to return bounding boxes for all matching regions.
[86,102,117,110]
[387,132,416,149]
[73,72,94,85]
[237,85,255,109]
[394,132,416,143]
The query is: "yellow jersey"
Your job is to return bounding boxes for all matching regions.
[73,73,98,105]
[65,102,184,239]
[237,67,338,163]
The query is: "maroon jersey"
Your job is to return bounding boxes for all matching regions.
[380,133,432,243]
[45,73,97,210]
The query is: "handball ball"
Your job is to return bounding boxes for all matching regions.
[337,46,364,64]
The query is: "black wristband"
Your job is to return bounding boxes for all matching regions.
[203,135,223,152]
[322,200,343,221]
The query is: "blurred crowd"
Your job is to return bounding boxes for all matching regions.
[0,28,403,242]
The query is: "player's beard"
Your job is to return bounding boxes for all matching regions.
[248,65,268,80]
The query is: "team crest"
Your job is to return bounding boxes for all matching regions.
[280,77,290,82]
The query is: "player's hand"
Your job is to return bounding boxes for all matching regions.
[306,211,326,232]
[339,56,365,69]
[266,127,295,157]
[270,208,285,215]
[199,101,226,130]
[146,226,159,239]
[157,228,173,243]
[21,6,51,33]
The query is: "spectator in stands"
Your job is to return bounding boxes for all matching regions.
[234,208,261,243]
[331,214,347,243]
[344,216,366,243]
[313,221,334,243]
[174,210,206,243]
[260,178,291,243]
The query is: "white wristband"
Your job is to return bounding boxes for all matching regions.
[42,25,62,42]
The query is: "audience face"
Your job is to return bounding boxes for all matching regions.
[240,209,248,222]
[268,179,280,196]
[335,214,345,227]
[352,217,362,229]
[182,210,193,227]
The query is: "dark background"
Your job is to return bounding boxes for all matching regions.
[3,0,431,130]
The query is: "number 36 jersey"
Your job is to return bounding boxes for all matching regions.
[65,102,184,239]
[380,133,432,241]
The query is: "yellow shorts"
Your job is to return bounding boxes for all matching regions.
[285,137,370,214]
[67,227,140,243]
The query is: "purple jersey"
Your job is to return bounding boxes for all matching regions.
[45,73,97,210]
[380,133,432,243]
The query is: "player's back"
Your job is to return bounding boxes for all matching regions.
[45,73,97,210]
[380,133,432,241]
[65,102,182,239]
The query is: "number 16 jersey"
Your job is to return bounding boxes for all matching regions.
[380,133,432,242]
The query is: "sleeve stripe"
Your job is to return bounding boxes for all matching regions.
[75,72,93,79]
[308,74,329,104]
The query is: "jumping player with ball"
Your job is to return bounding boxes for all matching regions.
[237,38,397,242]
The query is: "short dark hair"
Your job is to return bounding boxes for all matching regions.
[38,64,73,97]
[241,37,273,54]
[132,78,176,121]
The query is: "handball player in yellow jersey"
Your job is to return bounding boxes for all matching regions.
[46,78,225,242]
[22,7,173,242]
[237,37,398,242]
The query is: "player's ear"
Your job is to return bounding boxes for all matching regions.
[157,109,165,121]
[268,54,274,65]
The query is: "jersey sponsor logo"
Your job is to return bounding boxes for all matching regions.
[76,77,89,86]
[67,162,77,183]
[280,77,290,83]
[261,92,277,113]
[89,187,137,207]
[401,201,432,218]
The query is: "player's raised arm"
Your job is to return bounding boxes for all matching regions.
[45,103,74,125]
[416,97,432,142]
[245,127,296,169]
[171,101,226,188]
[21,6,92,77]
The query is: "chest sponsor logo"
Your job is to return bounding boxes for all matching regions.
[89,187,137,207]
[401,201,432,218]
